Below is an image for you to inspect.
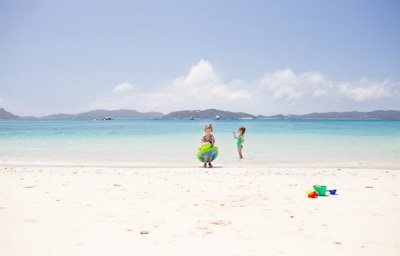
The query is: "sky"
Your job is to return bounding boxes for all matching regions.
[1,0,399,116]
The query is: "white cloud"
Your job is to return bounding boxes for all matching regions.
[260,69,298,90]
[273,86,303,100]
[169,59,251,102]
[338,79,391,101]
[89,60,399,115]
[170,59,223,99]
[112,82,136,94]
[313,89,328,97]
[300,71,326,84]
[226,89,251,100]
[258,69,332,101]
[257,69,397,104]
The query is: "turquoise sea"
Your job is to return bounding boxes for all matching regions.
[1,119,399,167]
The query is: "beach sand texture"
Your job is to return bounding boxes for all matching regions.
[1,166,399,256]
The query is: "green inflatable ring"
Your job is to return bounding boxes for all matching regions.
[197,142,219,162]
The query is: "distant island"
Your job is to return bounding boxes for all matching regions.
[163,109,254,120]
[1,108,400,120]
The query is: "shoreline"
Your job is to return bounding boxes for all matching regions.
[1,165,399,255]
[1,161,400,170]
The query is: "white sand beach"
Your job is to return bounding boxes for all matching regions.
[1,165,399,256]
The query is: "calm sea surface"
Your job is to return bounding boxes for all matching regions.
[1,119,399,167]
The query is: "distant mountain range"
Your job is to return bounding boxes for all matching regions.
[0,108,164,120]
[0,108,20,119]
[163,109,254,119]
[265,110,400,120]
[42,109,164,120]
[1,108,400,120]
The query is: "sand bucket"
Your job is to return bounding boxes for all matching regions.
[313,185,327,196]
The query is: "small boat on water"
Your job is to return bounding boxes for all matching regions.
[103,116,112,120]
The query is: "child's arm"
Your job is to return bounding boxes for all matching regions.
[240,135,245,145]
[233,131,237,139]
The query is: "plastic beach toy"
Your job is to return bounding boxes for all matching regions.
[306,189,318,198]
[313,184,327,196]
[327,189,337,195]
[197,142,219,162]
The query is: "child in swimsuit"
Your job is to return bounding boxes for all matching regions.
[233,126,245,159]
[201,123,216,168]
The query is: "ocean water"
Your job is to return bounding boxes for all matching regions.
[0,119,399,167]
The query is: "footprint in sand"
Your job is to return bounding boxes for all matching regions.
[210,220,231,226]
[23,218,38,223]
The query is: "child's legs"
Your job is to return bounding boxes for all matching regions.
[237,146,243,158]
[204,155,210,163]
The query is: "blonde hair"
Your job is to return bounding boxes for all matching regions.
[205,123,213,132]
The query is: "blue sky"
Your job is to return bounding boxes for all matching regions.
[1,0,399,116]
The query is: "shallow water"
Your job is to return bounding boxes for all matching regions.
[1,119,399,167]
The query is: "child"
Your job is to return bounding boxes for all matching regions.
[233,126,246,159]
[201,123,216,168]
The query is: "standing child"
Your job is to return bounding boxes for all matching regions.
[201,124,216,168]
[233,126,246,159]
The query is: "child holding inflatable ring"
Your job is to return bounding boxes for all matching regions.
[200,124,216,168]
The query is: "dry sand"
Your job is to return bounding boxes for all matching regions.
[1,165,399,256]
